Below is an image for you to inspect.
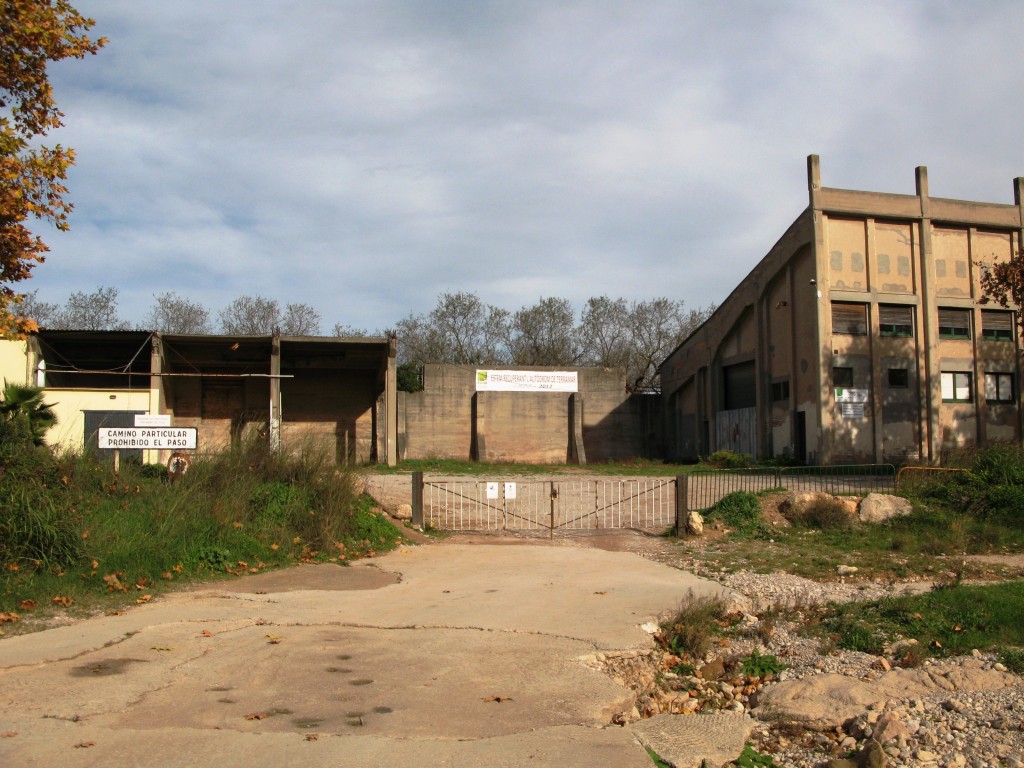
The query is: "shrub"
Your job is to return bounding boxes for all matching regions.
[790,496,853,530]
[660,592,726,660]
[704,450,751,469]
[740,649,786,677]
[707,491,763,534]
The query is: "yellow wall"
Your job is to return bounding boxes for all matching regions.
[0,339,30,386]
[44,388,158,457]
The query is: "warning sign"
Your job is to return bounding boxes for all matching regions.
[97,427,197,450]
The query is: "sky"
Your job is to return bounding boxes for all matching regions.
[24,0,1024,333]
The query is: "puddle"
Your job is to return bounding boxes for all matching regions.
[326,667,353,674]
[346,718,365,727]
[372,706,393,714]
[218,698,237,704]
[70,658,146,677]
[349,678,373,686]
[292,717,322,729]
[337,654,353,660]
[206,686,232,692]
[344,710,365,718]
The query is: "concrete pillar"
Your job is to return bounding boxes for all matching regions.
[149,333,166,465]
[916,165,941,464]
[1015,177,1024,443]
[808,154,830,464]
[384,335,398,467]
[269,333,282,451]
[471,392,486,461]
[567,393,586,464]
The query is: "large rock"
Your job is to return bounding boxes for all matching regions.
[858,493,912,523]
[751,661,1019,730]
[686,510,704,535]
[631,713,753,768]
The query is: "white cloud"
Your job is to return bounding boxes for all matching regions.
[23,0,1024,331]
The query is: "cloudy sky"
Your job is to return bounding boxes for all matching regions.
[27,0,1024,333]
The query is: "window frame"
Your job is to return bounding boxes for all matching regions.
[981,310,1015,342]
[938,308,972,340]
[878,305,914,338]
[940,371,973,403]
[831,302,868,335]
[832,366,854,388]
[985,372,1015,404]
[887,368,909,388]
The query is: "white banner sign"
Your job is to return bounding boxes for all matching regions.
[134,414,171,427]
[834,388,869,403]
[476,370,578,393]
[98,427,197,450]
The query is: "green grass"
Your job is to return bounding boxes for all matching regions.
[660,591,727,660]
[816,580,1024,659]
[0,430,405,631]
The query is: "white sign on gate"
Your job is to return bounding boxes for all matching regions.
[486,482,499,499]
[504,482,517,499]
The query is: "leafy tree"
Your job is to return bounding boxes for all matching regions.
[579,295,631,370]
[980,251,1024,339]
[505,297,581,366]
[1,1,105,337]
[397,361,423,392]
[396,291,509,366]
[0,381,57,445]
[145,291,212,334]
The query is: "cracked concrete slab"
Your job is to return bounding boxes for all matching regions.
[0,542,735,767]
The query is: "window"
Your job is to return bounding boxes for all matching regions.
[941,372,972,402]
[879,305,913,338]
[938,308,971,339]
[887,368,909,388]
[981,310,1014,342]
[831,303,867,335]
[985,372,1015,403]
[771,380,790,402]
[833,367,853,387]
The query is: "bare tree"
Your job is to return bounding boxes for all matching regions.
[280,303,321,336]
[218,295,282,335]
[396,291,509,365]
[44,286,128,330]
[332,323,370,337]
[15,290,60,330]
[145,292,212,334]
[505,297,581,366]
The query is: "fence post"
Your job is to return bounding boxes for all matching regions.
[675,475,689,535]
[411,471,424,529]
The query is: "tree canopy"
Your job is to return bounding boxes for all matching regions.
[1,1,105,336]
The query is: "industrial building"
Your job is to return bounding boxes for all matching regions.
[660,155,1024,465]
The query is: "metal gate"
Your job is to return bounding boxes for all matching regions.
[419,476,677,533]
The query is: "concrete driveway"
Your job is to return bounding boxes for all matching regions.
[0,541,733,767]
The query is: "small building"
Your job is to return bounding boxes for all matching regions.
[660,155,1024,465]
[1,331,398,466]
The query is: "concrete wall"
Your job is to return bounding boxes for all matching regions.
[44,388,157,456]
[661,156,1024,465]
[399,364,655,463]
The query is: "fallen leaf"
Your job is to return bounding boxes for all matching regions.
[233,521,243,529]
[482,695,513,703]
[151,646,171,652]
[270,543,280,551]
[245,712,267,721]
[593,591,607,595]
[18,600,36,610]
[161,572,174,580]
[172,563,184,573]
[1,731,17,737]
[201,630,213,638]
[266,635,283,644]
[74,741,96,748]
[103,573,126,592]
[135,595,152,604]
[51,596,72,607]
[81,529,90,539]
[304,733,319,741]
[0,612,20,623]
[91,560,99,570]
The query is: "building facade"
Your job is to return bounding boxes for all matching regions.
[660,155,1024,465]
[1,331,398,466]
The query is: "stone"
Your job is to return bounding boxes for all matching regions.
[686,510,704,535]
[698,657,725,681]
[857,740,886,768]
[858,493,913,523]
[837,565,859,575]
[872,713,909,745]
[631,713,754,768]
[394,503,412,520]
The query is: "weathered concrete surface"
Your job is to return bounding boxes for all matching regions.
[0,543,737,767]
[632,713,755,768]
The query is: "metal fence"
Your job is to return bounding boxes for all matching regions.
[417,475,676,533]
[680,464,897,513]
